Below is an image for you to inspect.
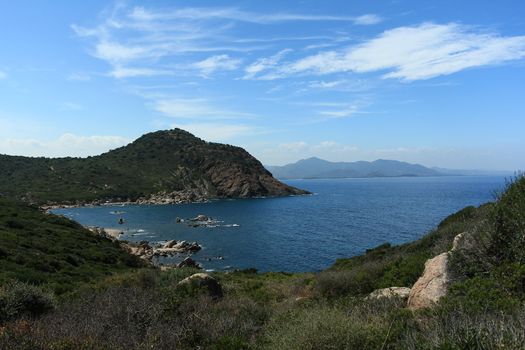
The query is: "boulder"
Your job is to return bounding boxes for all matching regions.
[177,273,223,298]
[192,214,209,222]
[163,240,177,249]
[407,252,450,310]
[177,257,201,269]
[452,232,466,251]
[367,287,411,301]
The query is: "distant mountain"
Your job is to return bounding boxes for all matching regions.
[431,167,514,177]
[266,157,444,179]
[0,129,308,205]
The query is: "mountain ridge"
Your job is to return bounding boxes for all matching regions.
[266,157,443,179]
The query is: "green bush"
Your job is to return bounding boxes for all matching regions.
[0,280,56,323]
[491,175,525,264]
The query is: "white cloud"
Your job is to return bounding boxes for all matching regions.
[0,70,6,79]
[244,49,292,79]
[171,123,256,142]
[94,40,153,63]
[278,141,308,152]
[154,98,252,119]
[109,66,172,78]
[353,14,383,26]
[192,54,242,76]
[258,23,525,81]
[318,105,360,119]
[129,6,382,25]
[73,4,382,80]
[306,79,372,92]
[261,140,360,165]
[0,134,130,157]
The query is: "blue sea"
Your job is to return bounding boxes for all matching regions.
[53,176,507,272]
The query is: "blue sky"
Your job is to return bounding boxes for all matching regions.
[0,0,524,170]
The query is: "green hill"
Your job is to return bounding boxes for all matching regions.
[0,197,145,295]
[0,129,307,205]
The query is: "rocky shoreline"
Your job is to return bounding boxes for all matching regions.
[41,189,211,210]
[87,226,203,267]
[41,188,311,211]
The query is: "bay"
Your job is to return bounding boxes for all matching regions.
[53,176,507,272]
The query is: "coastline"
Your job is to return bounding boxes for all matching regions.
[41,190,312,211]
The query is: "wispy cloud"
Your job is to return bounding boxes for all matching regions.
[353,14,383,25]
[0,70,6,80]
[154,98,252,119]
[246,23,525,81]
[109,66,173,79]
[72,4,382,80]
[243,49,292,79]
[0,134,130,157]
[129,6,382,25]
[192,54,242,76]
[171,122,257,142]
[306,79,373,92]
[318,105,361,119]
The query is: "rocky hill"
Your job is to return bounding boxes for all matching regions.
[0,129,307,205]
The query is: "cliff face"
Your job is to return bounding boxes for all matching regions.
[0,129,308,205]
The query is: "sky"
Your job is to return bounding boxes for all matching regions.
[0,0,524,170]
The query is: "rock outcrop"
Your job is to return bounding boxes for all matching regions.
[192,214,209,222]
[407,252,450,309]
[177,257,201,269]
[177,273,223,298]
[135,189,209,205]
[367,287,411,301]
[123,240,201,261]
[407,232,466,310]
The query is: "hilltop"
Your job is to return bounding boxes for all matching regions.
[266,157,443,179]
[0,129,307,205]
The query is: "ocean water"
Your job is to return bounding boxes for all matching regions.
[53,176,507,272]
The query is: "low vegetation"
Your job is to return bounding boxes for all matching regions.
[0,176,524,349]
[0,197,145,295]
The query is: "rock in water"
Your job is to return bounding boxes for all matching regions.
[163,240,177,249]
[177,273,223,298]
[407,252,450,309]
[192,214,209,222]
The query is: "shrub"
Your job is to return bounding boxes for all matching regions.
[314,264,383,298]
[0,285,268,349]
[0,280,56,323]
[260,299,402,350]
[399,307,525,349]
[491,175,525,264]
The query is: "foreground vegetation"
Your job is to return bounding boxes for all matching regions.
[0,176,524,349]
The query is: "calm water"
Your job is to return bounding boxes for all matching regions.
[53,176,506,272]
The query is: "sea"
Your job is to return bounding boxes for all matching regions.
[52,176,507,273]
